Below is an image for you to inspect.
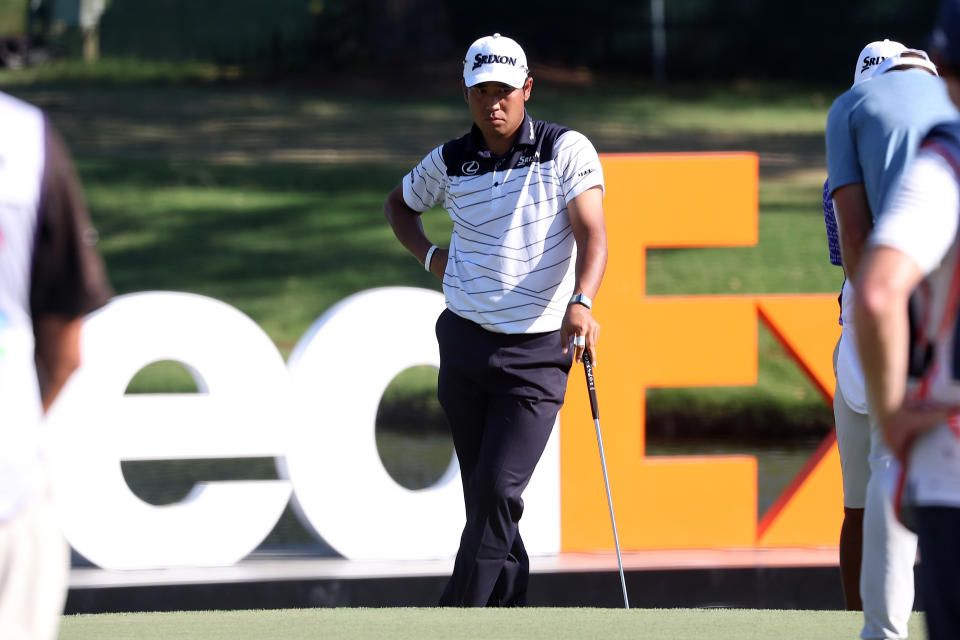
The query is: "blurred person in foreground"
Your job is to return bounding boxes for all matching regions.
[0,90,111,638]
[855,1,960,637]
[383,33,607,606]
[826,39,956,638]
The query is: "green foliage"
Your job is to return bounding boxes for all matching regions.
[99,0,315,66]
[20,0,936,83]
[0,0,25,34]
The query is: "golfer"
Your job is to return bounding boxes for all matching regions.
[383,33,607,607]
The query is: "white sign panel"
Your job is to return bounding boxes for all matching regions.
[45,288,561,569]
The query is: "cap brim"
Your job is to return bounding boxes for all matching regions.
[464,68,527,89]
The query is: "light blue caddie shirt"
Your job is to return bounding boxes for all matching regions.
[826,68,959,220]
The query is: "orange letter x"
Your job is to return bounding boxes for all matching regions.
[559,153,843,551]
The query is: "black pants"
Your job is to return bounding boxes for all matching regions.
[435,309,572,607]
[915,506,960,640]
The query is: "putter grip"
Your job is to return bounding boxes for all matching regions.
[582,351,600,420]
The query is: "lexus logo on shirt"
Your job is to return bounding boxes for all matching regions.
[462,160,479,175]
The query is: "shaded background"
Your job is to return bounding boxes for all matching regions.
[0,0,945,83]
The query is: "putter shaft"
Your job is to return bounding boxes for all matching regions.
[582,352,629,609]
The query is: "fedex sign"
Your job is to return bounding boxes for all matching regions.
[45,154,844,570]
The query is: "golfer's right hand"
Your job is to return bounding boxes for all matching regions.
[561,303,600,365]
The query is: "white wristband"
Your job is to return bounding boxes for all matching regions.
[424,245,439,272]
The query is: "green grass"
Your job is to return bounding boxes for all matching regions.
[0,58,239,86]
[58,607,927,640]
[537,81,833,139]
[0,77,841,413]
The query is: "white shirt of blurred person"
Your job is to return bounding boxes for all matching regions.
[825,41,956,638]
[383,33,607,606]
[0,91,111,639]
[855,1,960,636]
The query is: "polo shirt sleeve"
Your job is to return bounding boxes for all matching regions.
[871,148,960,276]
[823,178,843,266]
[30,120,112,320]
[825,96,863,194]
[402,145,447,213]
[554,131,604,202]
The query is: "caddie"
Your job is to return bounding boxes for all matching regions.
[0,90,112,639]
[383,33,607,607]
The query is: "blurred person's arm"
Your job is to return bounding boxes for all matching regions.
[854,246,929,459]
[31,121,112,412]
[34,316,82,412]
[855,149,960,460]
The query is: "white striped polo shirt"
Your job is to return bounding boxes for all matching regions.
[403,113,604,334]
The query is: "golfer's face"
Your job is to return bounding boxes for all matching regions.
[465,79,531,143]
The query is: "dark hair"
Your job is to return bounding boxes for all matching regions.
[933,0,960,68]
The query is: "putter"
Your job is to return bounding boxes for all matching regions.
[582,350,630,609]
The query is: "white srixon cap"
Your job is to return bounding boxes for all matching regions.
[875,48,939,77]
[853,39,907,85]
[463,33,529,89]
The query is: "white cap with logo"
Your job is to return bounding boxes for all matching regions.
[463,33,529,89]
[853,39,907,85]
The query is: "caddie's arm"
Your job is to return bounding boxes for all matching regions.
[34,315,83,413]
[854,246,944,460]
[31,123,111,413]
[562,185,607,365]
[383,184,447,280]
[832,182,873,282]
